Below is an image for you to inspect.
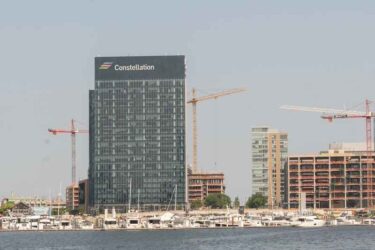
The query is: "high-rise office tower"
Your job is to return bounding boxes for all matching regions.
[89,56,186,212]
[251,127,288,208]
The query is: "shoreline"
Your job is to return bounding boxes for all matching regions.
[0,224,371,233]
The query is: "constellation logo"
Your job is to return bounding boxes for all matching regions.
[114,64,155,71]
[99,62,113,70]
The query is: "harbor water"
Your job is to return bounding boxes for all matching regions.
[1,226,375,250]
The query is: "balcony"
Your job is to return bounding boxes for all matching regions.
[346,168,360,171]
[289,185,300,188]
[315,183,329,186]
[331,197,346,200]
[289,190,300,194]
[300,169,314,173]
[331,161,346,165]
[346,183,361,186]
[300,176,314,179]
[331,189,345,193]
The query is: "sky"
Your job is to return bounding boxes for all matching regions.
[0,0,375,203]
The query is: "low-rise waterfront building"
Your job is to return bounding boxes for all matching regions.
[2,196,66,209]
[10,202,31,216]
[287,145,375,209]
[188,171,225,202]
[66,184,79,210]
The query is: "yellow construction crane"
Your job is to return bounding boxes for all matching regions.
[187,87,246,173]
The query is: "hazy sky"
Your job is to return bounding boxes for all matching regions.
[1,0,375,203]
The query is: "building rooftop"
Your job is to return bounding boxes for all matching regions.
[289,142,375,158]
[251,126,287,134]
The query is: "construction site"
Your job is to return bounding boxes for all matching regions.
[288,146,375,209]
[283,100,375,210]
[186,87,245,203]
[48,119,88,211]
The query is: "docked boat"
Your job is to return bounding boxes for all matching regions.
[28,216,40,230]
[126,216,143,229]
[146,216,163,229]
[59,219,73,230]
[292,216,326,227]
[363,218,375,225]
[103,208,119,230]
[78,220,94,230]
[15,217,31,231]
[103,218,118,230]
[39,218,53,230]
[243,215,263,227]
[262,216,291,227]
[195,219,216,228]
[336,215,361,225]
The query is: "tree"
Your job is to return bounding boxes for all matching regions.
[190,200,203,210]
[233,196,240,208]
[246,194,267,209]
[204,194,231,209]
[51,208,67,216]
[0,201,15,215]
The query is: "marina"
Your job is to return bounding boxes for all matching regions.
[1,208,374,232]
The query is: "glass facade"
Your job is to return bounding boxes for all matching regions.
[89,56,186,211]
[251,127,288,207]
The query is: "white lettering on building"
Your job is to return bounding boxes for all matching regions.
[114,64,155,71]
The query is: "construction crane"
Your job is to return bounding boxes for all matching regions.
[281,99,375,208]
[187,87,246,173]
[48,119,88,185]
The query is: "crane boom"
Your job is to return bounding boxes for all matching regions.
[281,99,374,208]
[280,105,366,116]
[187,87,246,173]
[48,129,88,134]
[187,88,246,104]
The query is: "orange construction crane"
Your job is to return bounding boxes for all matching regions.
[187,87,246,173]
[48,119,88,185]
[281,99,375,208]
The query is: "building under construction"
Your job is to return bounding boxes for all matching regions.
[188,170,225,202]
[66,184,79,210]
[287,143,375,209]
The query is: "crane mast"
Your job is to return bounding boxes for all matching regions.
[71,120,77,184]
[48,119,88,185]
[187,87,246,173]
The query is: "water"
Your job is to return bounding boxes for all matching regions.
[0,226,374,250]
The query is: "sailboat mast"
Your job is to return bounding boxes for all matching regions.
[174,184,177,211]
[128,178,132,212]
